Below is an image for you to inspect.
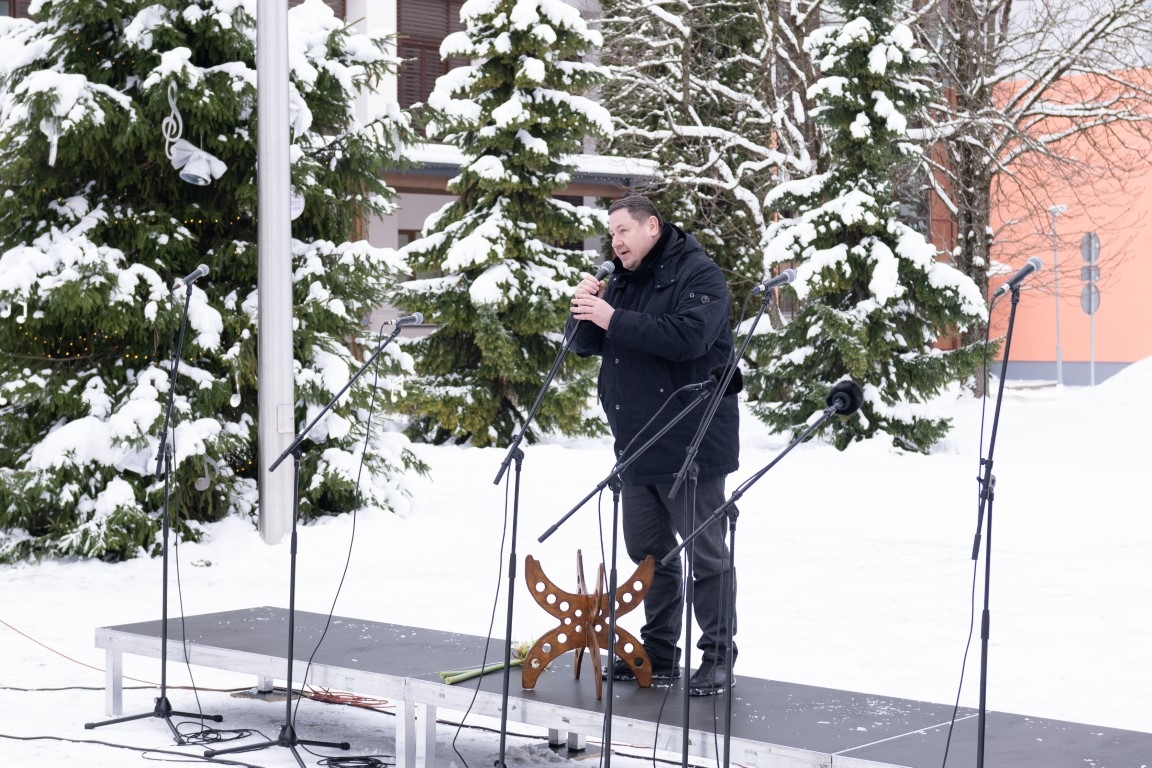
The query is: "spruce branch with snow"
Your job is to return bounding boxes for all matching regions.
[389,0,612,447]
[0,0,422,563]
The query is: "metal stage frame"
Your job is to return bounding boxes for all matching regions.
[94,606,1151,768]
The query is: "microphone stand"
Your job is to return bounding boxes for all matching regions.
[538,379,718,768]
[665,395,850,768]
[85,280,223,740]
[489,316,586,767]
[664,284,774,767]
[972,286,1024,768]
[668,280,778,502]
[205,323,411,765]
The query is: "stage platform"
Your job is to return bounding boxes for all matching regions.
[94,606,1151,768]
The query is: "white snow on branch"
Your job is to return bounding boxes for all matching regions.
[518,57,546,84]
[516,128,549,154]
[872,91,907,134]
[14,71,135,161]
[643,1,691,37]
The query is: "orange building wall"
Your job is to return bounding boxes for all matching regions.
[986,74,1152,382]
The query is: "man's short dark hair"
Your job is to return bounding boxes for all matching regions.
[608,195,663,227]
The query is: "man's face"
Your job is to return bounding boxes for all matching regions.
[608,208,660,271]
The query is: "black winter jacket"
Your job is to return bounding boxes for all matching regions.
[572,224,740,485]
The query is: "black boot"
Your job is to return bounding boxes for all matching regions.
[602,646,681,681]
[688,659,735,696]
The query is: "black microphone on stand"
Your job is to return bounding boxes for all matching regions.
[826,380,864,415]
[172,264,209,291]
[383,312,424,327]
[992,257,1042,299]
[751,268,797,295]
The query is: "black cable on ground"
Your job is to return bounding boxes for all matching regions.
[0,684,155,692]
[317,757,392,767]
[0,732,264,766]
[174,724,256,746]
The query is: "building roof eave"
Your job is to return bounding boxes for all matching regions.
[384,143,660,196]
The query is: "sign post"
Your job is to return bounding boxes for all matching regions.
[1080,232,1100,386]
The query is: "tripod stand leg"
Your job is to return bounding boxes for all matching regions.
[85,694,223,743]
[205,723,351,766]
[203,704,351,762]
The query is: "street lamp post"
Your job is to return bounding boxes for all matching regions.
[1049,204,1068,386]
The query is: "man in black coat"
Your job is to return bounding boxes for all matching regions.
[570,195,739,695]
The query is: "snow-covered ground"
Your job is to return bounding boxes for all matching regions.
[2,362,1150,766]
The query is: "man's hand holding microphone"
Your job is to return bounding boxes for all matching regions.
[570,261,615,330]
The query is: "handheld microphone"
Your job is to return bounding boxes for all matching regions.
[751,268,797,295]
[385,312,424,327]
[173,264,209,291]
[992,257,1042,299]
[568,262,616,326]
[826,380,864,416]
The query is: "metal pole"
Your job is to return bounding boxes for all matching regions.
[257,0,295,543]
[1090,312,1096,386]
[1049,205,1066,386]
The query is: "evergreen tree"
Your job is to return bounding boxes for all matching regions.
[745,0,988,452]
[390,0,612,447]
[0,0,421,562]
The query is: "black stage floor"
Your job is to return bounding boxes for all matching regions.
[98,607,1152,767]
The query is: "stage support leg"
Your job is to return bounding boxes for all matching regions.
[105,648,123,716]
[396,700,437,768]
[396,700,415,768]
[548,729,586,752]
[416,703,436,766]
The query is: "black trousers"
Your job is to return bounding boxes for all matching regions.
[621,476,738,668]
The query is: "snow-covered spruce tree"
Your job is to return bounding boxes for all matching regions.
[389,0,612,447]
[598,0,781,305]
[745,0,987,452]
[0,0,421,563]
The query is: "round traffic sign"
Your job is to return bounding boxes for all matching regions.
[1080,232,1100,263]
[1080,283,1100,315]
